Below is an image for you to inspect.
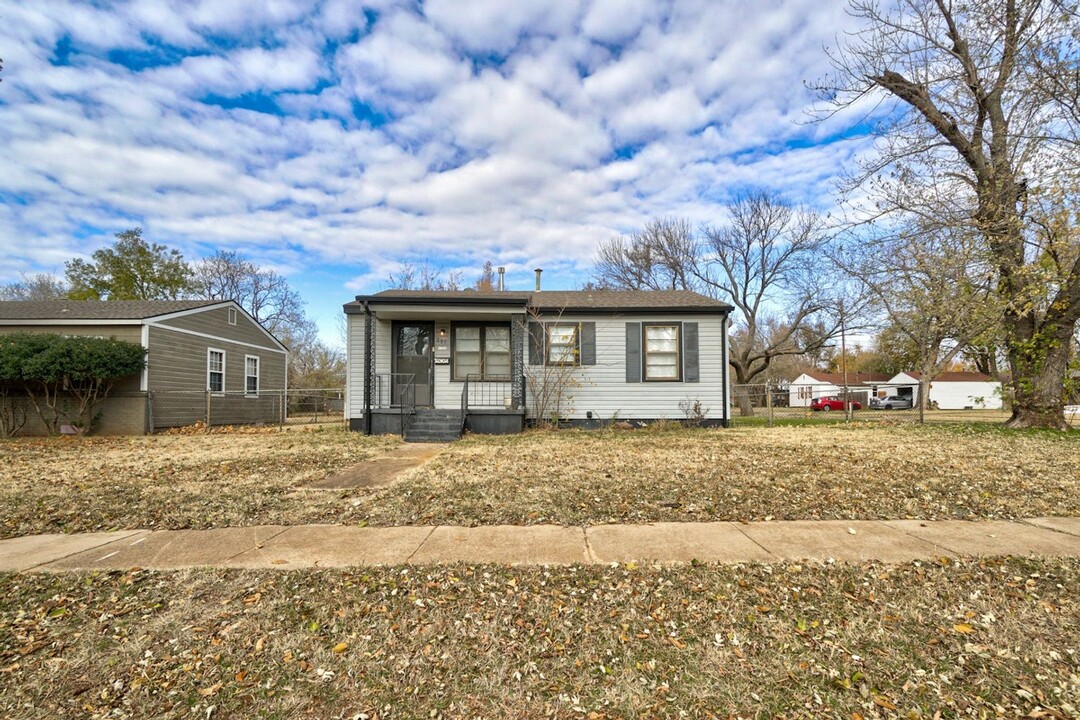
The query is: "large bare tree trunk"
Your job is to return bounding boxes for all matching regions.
[1003,314,1073,429]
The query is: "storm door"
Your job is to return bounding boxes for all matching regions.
[392,322,434,407]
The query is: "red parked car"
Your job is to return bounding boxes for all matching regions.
[810,396,862,412]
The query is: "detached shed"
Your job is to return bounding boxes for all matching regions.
[887,371,1002,410]
[788,372,892,407]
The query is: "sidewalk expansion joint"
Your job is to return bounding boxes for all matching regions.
[220,526,292,566]
[1017,518,1080,537]
[581,526,598,564]
[26,530,145,573]
[404,526,439,564]
[732,523,781,560]
[874,520,959,556]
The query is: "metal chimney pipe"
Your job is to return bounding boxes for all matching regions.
[497,266,505,291]
[534,268,542,291]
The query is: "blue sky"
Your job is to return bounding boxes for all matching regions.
[0,0,879,344]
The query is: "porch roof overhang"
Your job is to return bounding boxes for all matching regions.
[344,294,529,321]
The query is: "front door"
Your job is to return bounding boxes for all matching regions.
[392,322,433,407]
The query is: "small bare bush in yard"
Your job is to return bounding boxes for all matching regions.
[643,417,684,432]
[678,396,709,426]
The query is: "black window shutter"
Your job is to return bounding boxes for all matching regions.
[528,322,544,365]
[625,322,641,383]
[683,322,699,383]
[579,322,596,365]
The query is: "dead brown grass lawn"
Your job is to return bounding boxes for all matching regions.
[362,424,1080,526]
[0,428,399,539]
[1,558,1076,719]
[2,423,1077,538]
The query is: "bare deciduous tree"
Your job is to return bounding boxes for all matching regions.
[193,250,307,337]
[818,0,1080,428]
[592,193,845,415]
[699,192,843,402]
[835,224,1001,418]
[0,273,67,301]
[594,218,697,292]
[385,261,463,291]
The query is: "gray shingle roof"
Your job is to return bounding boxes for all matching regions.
[351,289,731,312]
[0,300,223,321]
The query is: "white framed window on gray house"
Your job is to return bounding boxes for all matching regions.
[228,307,237,325]
[643,323,680,381]
[546,323,579,365]
[207,348,225,392]
[245,355,259,396]
[452,323,511,380]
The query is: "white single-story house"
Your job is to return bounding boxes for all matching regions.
[788,371,892,407]
[344,287,733,440]
[884,371,1002,410]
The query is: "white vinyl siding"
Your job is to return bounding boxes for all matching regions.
[207,349,225,392]
[525,313,725,421]
[346,313,365,419]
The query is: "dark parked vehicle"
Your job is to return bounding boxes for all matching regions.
[810,396,862,412]
[870,395,914,410]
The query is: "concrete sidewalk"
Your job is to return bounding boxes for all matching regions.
[1,517,1078,573]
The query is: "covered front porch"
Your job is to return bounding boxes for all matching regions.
[347,293,531,439]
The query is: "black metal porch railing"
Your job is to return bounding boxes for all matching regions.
[464,374,513,408]
[372,372,416,438]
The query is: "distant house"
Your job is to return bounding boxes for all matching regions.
[788,371,892,407]
[0,300,288,433]
[344,287,733,439]
[884,371,1002,410]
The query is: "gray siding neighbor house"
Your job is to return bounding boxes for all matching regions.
[0,300,288,433]
[344,288,732,440]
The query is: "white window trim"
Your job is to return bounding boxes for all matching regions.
[228,307,238,325]
[207,347,226,394]
[244,354,260,397]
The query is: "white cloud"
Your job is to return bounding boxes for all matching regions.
[423,0,585,54]
[581,0,655,44]
[334,12,469,99]
[0,0,876,342]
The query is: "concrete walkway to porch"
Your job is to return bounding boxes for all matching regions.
[1,517,1078,573]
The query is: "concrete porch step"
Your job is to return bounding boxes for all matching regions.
[404,409,463,442]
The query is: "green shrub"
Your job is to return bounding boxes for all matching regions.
[0,333,146,434]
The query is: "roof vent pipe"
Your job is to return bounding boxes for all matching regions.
[497,266,505,291]
[534,268,543,291]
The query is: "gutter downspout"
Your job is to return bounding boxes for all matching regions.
[721,312,730,428]
[362,300,373,435]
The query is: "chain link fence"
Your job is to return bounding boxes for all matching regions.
[149,388,345,431]
[731,383,1014,426]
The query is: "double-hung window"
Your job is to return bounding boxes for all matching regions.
[207,349,225,392]
[643,324,680,381]
[453,323,511,380]
[245,355,259,396]
[546,324,579,365]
